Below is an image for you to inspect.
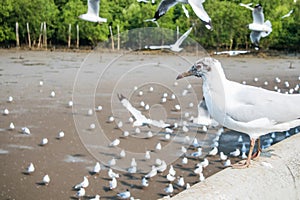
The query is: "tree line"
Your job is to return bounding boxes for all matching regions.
[0,0,299,51]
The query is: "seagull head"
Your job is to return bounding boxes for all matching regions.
[254,4,262,11]
[176,57,219,80]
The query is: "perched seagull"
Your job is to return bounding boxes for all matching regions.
[118,94,171,128]
[40,138,48,146]
[155,142,162,151]
[156,160,167,173]
[177,176,185,187]
[57,131,65,139]
[248,4,272,49]
[148,0,212,30]
[168,165,176,176]
[76,188,85,199]
[177,57,300,168]
[142,177,149,187]
[208,146,218,156]
[191,147,202,157]
[281,9,293,19]
[7,96,13,103]
[90,194,100,200]
[26,162,35,174]
[74,176,89,189]
[109,139,120,147]
[166,173,176,182]
[120,150,126,158]
[144,27,193,52]
[164,183,174,194]
[145,166,158,178]
[42,174,50,185]
[224,159,231,167]
[9,122,15,130]
[182,4,190,18]
[117,189,131,199]
[109,177,117,190]
[108,169,119,178]
[219,152,228,161]
[145,151,151,160]
[92,162,101,174]
[79,0,107,23]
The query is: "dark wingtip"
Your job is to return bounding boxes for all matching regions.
[117,93,125,101]
[176,74,183,80]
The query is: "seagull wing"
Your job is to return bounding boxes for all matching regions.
[239,3,254,11]
[173,27,193,47]
[188,0,212,29]
[252,6,264,24]
[225,81,300,124]
[87,0,100,16]
[154,0,179,20]
[182,4,190,18]
[118,94,149,124]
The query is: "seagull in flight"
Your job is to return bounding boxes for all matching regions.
[147,0,212,30]
[247,4,272,49]
[177,57,300,168]
[145,26,193,52]
[79,0,107,23]
[118,94,171,128]
[239,3,254,11]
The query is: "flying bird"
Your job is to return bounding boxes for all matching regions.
[118,94,171,128]
[147,0,212,30]
[177,57,300,168]
[247,4,272,49]
[79,0,107,23]
[281,9,293,19]
[145,26,193,52]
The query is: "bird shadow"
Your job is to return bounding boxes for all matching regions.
[36,182,46,186]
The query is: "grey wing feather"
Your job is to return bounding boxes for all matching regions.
[226,82,300,123]
[173,27,192,46]
[154,0,178,20]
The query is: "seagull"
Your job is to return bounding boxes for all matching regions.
[74,176,89,189]
[168,165,176,176]
[224,159,231,167]
[92,162,101,174]
[198,158,209,168]
[248,4,272,49]
[148,0,212,30]
[219,152,228,161]
[109,177,117,190]
[208,146,218,156]
[57,131,65,139]
[145,166,158,178]
[191,147,202,157]
[156,160,167,173]
[144,26,193,52]
[176,57,300,168]
[79,0,107,23]
[120,150,126,158]
[7,96,13,103]
[142,177,149,187]
[110,139,120,147]
[155,142,162,151]
[182,157,188,165]
[3,108,9,115]
[76,188,85,199]
[281,9,293,19]
[108,168,119,178]
[164,183,174,194]
[90,194,100,200]
[50,91,55,97]
[108,157,116,166]
[42,174,50,185]
[117,189,131,199]
[26,162,35,174]
[9,122,15,130]
[166,173,176,182]
[177,176,185,187]
[118,94,171,128]
[145,151,151,160]
[40,138,48,146]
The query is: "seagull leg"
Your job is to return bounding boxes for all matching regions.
[251,138,261,160]
[232,138,255,169]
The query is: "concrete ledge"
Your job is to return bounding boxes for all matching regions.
[171,133,300,200]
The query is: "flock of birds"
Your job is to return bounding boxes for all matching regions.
[3,57,299,199]
[78,0,295,51]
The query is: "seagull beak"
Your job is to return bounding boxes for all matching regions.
[176,70,193,80]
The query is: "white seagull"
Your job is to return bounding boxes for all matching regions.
[92,162,101,174]
[26,162,35,174]
[248,4,272,49]
[118,94,171,128]
[213,50,250,56]
[177,57,300,168]
[144,26,193,52]
[109,177,117,190]
[79,0,107,23]
[117,189,131,199]
[148,0,212,29]
[76,188,85,199]
[42,174,50,185]
[74,176,89,189]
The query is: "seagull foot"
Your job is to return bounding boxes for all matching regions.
[231,160,251,169]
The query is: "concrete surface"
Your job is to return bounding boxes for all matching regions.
[170,133,300,200]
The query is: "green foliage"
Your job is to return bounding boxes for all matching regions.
[0,0,298,51]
